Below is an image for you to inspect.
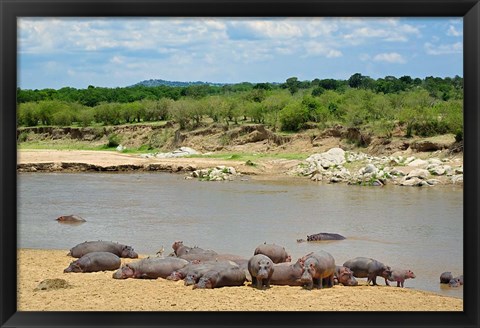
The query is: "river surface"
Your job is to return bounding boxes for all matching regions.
[17,172,463,299]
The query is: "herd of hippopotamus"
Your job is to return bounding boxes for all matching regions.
[62,239,462,290]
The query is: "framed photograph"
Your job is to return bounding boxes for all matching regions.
[1,0,479,327]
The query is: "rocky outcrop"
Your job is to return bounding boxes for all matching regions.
[293,147,463,187]
[189,166,239,181]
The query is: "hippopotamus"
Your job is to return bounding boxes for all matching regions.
[270,258,305,286]
[248,254,274,289]
[342,257,391,286]
[387,269,416,288]
[300,251,336,289]
[56,215,86,223]
[166,260,238,284]
[448,275,463,287]
[440,271,454,284]
[334,266,358,286]
[171,241,218,261]
[297,233,346,242]
[68,241,138,258]
[64,252,121,273]
[253,243,291,264]
[112,257,188,279]
[193,266,246,289]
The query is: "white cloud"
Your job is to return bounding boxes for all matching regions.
[304,41,342,58]
[447,25,462,37]
[373,52,406,64]
[424,42,463,55]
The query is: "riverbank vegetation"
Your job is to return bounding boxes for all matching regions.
[17,74,463,145]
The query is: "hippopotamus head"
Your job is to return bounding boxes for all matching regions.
[64,261,82,273]
[166,271,184,281]
[121,246,138,259]
[300,258,316,284]
[172,241,184,252]
[405,270,416,279]
[337,271,358,286]
[112,265,135,279]
[380,265,392,280]
[184,271,201,286]
[448,278,461,287]
[193,273,217,289]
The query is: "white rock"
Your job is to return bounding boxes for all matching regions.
[407,159,428,167]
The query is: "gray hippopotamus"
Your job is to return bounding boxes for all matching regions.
[300,251,336,289]
[448,275,463,287]
[248,254,274,289]
[112,257,189,279]
[387,269,416,287]
[166,260,239,284]
[334,266,358,286]
[440,271,454,284]
[343,257,391,286]
[171,241,218,261]
[305,233,346,242]
[68,241,138,259]
[270,258,305,286]
[193,266,246,289]
[253,243,291,264]
[64,252,121,273]
[56,215,86,223]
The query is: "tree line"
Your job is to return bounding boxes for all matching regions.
[17,74,463,140]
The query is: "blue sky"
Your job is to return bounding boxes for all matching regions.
[18,17,463,90]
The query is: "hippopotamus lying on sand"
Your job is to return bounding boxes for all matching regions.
[248,254,274,289]
[193,266,246,289]
[166,260,240,285]
[270,258,305,286]
[343,257,391,286]
[387,269,416,287]
[171,241,218,261]
[112,257,188,279]
[300,251,336,289]
[56,215,86,223]
[334,266,358,286]
[68,241,138,259]
[254,243,291,264]
[64,252,121,273]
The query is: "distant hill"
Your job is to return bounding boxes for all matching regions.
[130,79,228,88]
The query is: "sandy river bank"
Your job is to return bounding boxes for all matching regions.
[17,249,462,311]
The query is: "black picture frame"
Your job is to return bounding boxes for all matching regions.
[1,0,479,327]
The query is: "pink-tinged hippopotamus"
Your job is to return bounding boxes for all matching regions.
[387,269,416,287]
[334,266,358,286]
[448,275,463,287]
[166,260,240,286]
[112,257,189,279]
[64,252,121,273]
[343,257,391,286]
[248,254,274,289]
[68,241,138,259]
[300,251,336,290]
[56,215,86,224]
[193,266,246,289]
[253,243,291,264]
[270,258,305,286]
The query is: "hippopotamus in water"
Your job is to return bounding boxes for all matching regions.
[343,257,391,286]
[56,215,86,224]
[300,251,336,290]
[254,243,291,264]
[248,254,274,289]
[440,272,454,284]
[448,275,463,287]
[297,233,345,243]
[193,266,246,289]
[387,269,416,288]
[334,266,358,286]
[68,241,138,259]
[270,258,305,286]
[64,252,121,273]
[112,257,188,279]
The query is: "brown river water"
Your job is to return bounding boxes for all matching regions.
[17,172,463,299]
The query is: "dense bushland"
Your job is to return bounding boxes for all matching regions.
[17,74,463,140]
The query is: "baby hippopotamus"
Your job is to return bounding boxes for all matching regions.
[64,252,121,273]
[387,269,416,288]
[440,272,454,284]
[448,275,464,287]
[334,266,358,286]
